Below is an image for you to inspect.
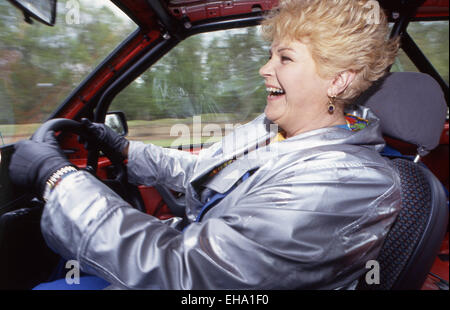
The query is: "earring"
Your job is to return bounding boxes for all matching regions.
[328,96,336,114]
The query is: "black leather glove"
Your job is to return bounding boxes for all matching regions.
[9,131,76,197]
[80,118,129,163]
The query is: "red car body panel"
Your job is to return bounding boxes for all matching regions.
[417,0,450,18]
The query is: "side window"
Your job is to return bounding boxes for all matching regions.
[109,27,269,148]
[390,49,419,74]
[390,20,449,85]
[408,21,449,84]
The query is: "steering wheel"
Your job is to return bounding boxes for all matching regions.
[31,118,145,211]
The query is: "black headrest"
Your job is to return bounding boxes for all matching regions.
[354,72,447,156]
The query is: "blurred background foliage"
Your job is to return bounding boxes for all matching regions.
[110,26,270,123]
[0,0,134,126]
[0,0,448,144]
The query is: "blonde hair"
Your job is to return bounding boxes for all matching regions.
[261,0,400,105]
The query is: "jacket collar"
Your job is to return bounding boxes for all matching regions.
[189,106,385,192]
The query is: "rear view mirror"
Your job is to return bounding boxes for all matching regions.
[105,112,128,137]
[7,0,57,26]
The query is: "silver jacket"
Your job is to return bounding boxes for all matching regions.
[41,106,401,289]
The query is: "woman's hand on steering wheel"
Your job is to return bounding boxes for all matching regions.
[79,118,129,165]
[9,118,144,211]
[8,118,128,198]
[8,130,76,198]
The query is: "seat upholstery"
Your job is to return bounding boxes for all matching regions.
[357,158,448,289]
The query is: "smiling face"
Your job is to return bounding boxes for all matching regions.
[259,40,344,137]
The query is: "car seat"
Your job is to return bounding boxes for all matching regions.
[353,72,449,289]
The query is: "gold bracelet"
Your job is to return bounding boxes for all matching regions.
[43,166,78,202]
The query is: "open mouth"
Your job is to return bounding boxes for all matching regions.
[266,86,285,98]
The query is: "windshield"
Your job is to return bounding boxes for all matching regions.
[0,0,136,145]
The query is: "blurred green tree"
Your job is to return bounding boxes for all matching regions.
[0,0,135,124]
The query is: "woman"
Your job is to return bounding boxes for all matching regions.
[10,0,401,289]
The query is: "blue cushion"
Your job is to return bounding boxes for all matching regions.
[33,276,109,290]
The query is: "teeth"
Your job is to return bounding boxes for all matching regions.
[266,87,285,94]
